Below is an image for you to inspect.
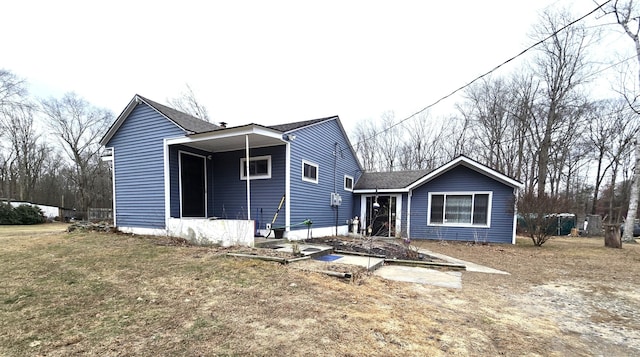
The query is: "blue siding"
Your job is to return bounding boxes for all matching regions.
[409,165,516,244]
[169,145,214,218]
[212,145,286,229]
[289,119,361,231]
[106,104,185,229]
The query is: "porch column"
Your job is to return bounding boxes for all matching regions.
[245,134,251,220]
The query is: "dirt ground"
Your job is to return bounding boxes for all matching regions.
[1,224,639,356]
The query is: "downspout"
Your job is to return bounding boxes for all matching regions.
[246,135,251,220]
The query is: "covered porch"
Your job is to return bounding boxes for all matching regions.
[162,124,291,246]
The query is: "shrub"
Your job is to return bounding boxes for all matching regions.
[517,193,570,246]
[0,202,20,224]
[0,203,45,225]
[14,204,45,224]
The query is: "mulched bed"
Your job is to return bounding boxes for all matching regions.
[304,236,446,262]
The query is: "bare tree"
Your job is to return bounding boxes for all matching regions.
[510,72,540,191]
[167,84,211,122]
[605,0,640,242]
[442,113,472,161]
[352,118,381,171]
[531,9,594,197]
[0,69,29,112]
[0,69,33,201]
[0,106,47,202]
[379,111,399,171]
[40,93,113,215]
[460,76,512,171]
[404,112,445,170]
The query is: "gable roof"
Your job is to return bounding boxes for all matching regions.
[354,169,431,190]
[100,94,220,145]
[268,116,337,132]
[268,115,364,173]
[354,156,523,193]
[137,95,220,133]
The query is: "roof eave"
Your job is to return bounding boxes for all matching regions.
[167,124,286,145]
[353,188,410,193]
[99,95,189,146]
[406,156,524,190]
[283,116,364,173]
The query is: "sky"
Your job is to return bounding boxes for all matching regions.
[1,0,632,134]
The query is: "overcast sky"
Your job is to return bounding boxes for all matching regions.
[1,0,630,133]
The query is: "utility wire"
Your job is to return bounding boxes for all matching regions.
[344,0,613,154]
[372,102,636,173]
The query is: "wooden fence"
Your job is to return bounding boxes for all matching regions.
[88,208,113,222]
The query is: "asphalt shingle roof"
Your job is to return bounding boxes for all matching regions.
[268,116,337,132]
[354,169,432,190]
[138,95,220,133]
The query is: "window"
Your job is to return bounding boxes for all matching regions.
[302,160,318,183]
[344,175,354,191]
[240,155,271,180]
[428,192,491,227]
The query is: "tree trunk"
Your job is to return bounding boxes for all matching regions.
[622,137,640,243]
[604,224,622,248]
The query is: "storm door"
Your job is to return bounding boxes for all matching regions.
[180,152,206,217]
[365,195,398,237]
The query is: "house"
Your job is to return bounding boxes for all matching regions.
[99,95,361,246]
[352,156,523,244]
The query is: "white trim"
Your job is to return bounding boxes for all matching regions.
[344,174,354,191]
[281,117,335,134]
[286,225,349,240]
[407,190,412,239]
[240,155,272,180]
[407,156,523,190]
[353,188,409,194]
[178,150,208,218]
[245,135,251,220]
[395,194,402,237]
[302,160,319,184]
[285,142,291,233]
[359,195,367,235]
[163,140,171,225]
[100,95,187,146]
[427,191,493,228]
[281,116,364,175]
[108,147,117,227]
[118,226,168,236]
[512,187,518,244]
[166,125,284,146]
[360,194,402,237]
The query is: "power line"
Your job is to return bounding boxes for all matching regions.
[345,0,613,154]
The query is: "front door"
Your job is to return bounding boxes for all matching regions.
[180,152,206,217]
[365,195,397,237]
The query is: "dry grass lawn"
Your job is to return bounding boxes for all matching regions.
[1,224,639,356]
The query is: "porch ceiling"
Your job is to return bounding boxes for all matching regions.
[183,133,284,153]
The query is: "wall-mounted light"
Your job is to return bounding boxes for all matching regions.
[283,134,296,141]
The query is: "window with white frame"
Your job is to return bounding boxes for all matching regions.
[240,155,271,180]
[344,175,354,191]
[428,192,491,227]
[302,160,318,183]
